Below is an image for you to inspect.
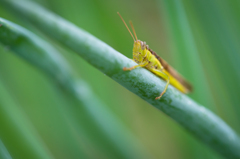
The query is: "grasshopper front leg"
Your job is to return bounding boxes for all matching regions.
[123,61,148,71]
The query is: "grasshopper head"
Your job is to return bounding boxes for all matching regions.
[133,40,147,53]
[133,40,147,62]
[117,13,147,62]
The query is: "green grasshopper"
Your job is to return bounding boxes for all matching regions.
[118,13,192,99]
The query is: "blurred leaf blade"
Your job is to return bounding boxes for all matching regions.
[159,0,240,157]
[169,0,240,134]
[159,1,222,158]
[187,0,240,127]
[0,139,12,159]
[160,0,216,110]
[0,78,53,159]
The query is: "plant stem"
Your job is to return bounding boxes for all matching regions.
[0,18,151,159]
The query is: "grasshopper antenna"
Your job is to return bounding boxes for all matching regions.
[129,21,138,41]
[117,12,135,42]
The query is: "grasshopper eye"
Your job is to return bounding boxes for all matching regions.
[140,41,147,50]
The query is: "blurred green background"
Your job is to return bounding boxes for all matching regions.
[0,0,240,158]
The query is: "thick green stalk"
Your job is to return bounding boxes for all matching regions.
[0,18,150,159]
[1,0,240,158]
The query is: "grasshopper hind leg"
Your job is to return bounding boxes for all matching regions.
[151,69,170,100]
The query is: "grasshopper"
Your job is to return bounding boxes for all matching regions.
[118,13,192,100]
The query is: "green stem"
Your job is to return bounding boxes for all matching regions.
[0,18,151,159]
[1,0,240,158]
